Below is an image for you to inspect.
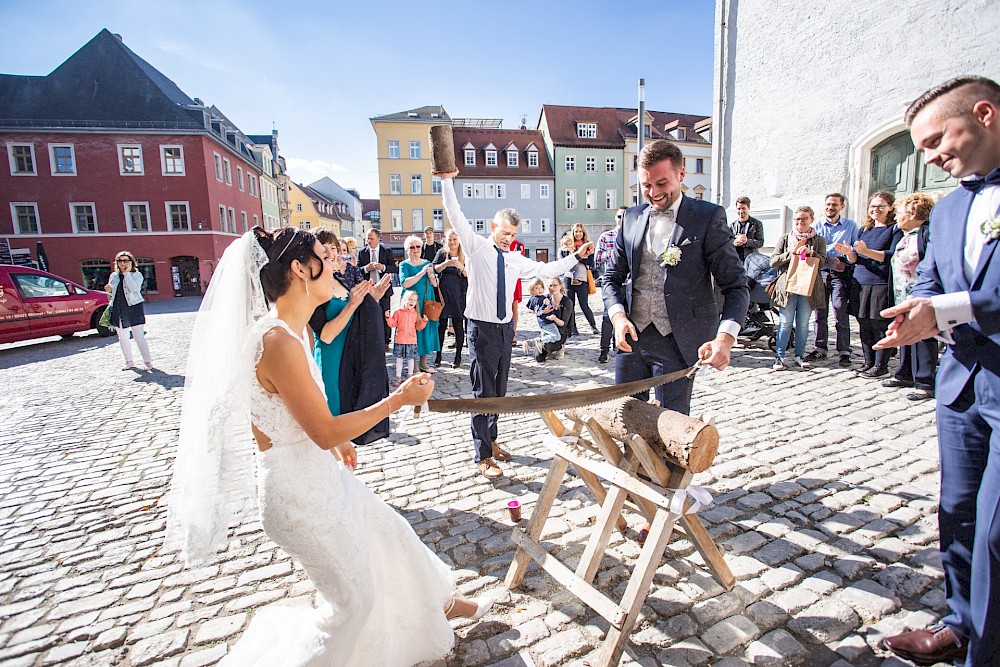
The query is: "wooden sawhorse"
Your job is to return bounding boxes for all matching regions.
[504,401,734,666]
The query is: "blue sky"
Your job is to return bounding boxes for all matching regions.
[0,0,717,198]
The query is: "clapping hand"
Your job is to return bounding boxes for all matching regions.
[833,242,853,255]
[348,280,372,307]
[853,240,869,253]
[792,238,809,254]
[372,275,392,301]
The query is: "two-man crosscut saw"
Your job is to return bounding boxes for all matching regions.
[424,363,704,415]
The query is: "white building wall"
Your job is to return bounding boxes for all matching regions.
[713,0,999,245]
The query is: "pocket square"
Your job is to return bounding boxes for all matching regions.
[680,237,694,246]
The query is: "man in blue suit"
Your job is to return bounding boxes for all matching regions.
[603,140,749,414]
[877,76,1000,667]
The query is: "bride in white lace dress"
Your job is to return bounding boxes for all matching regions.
[165,228,491,667]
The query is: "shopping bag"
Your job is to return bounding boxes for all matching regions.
[785,253,820,296]
[586,269,597,296]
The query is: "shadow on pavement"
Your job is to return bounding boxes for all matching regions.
[132,368,186,389]
[0,331,117,369]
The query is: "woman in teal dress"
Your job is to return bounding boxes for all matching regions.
[399,235,441,373]
[309,234,373,416]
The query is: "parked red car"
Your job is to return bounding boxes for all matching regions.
[0,265,112,344]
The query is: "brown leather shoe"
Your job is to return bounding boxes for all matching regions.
[883,624,966,665]
[477,458,503,479]
[491,442,513,462]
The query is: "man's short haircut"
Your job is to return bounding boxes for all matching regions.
[825,192,846,205]
[898,192,936,222]
[424,226,435,233]
[735,196,751,206]
[493,208,521,227]
[638,140,684,170]
[315,228,338,246]
[617,205,628,211]
[905,75,1000,126]
[368,227,382,238]
[795,206,815,219]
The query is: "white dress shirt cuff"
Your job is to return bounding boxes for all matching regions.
[931,292,974,344]
[717,319,741,341]
[607,304,626,320]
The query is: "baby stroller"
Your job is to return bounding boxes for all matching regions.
[740,252,791,351]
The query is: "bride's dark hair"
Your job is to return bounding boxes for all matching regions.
[253,227,324,303]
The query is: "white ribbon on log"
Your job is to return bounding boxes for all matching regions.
[668,485,713,516]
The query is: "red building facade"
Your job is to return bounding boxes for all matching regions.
[0,30,267,300]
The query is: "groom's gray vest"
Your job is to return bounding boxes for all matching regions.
[630,243,672,336]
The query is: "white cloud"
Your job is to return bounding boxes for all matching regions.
[153,39,230,73]
[285,157,350,186]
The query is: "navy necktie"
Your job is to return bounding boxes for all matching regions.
[961,167,1000,193]
[495,246,506,320]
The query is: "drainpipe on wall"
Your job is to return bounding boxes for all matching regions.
[712,0,731,206]
[637,78,645,205]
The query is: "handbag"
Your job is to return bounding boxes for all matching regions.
[423,285,444,321]
[785,251,821,296]
[99,305,112,329]
[585,268,597,296]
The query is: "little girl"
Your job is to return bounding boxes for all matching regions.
[522,278,561,358]
[386,291,428,386]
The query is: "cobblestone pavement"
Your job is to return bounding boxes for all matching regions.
[0,294,951,667]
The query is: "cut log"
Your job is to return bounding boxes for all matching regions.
[564,397,719,472]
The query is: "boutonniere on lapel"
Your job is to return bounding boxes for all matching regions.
[660,244,682,267]
[982,214,1000,241]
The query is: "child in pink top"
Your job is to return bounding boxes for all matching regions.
[386,291,428,386]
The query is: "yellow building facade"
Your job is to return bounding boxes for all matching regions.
[287,182,341,236]
[370,106,450,249]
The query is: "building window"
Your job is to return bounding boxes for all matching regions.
[80,259,111,291]
[228,208,236,233]
[465,149,475,166]
[214,153,223,180]
[49,144,76,175]
[695,158,704,173]
[241,211,248,232]
[10,203,40,234]
[248,174,257,196]
[633,155,639,171]
[391,209,403,231]
[677,128,687,141]
[522,219,532,234]
[412,208,423,231]
[161,146,185,175]
[606,189,617,210]
[8,144,37,175]
[296,203,303,212]
[463,183,474,198]
[565,155,576,172]
[135,257,158,293]
[119,145,143,175]
[388,140,400,159]
[219,205,227,230]
[410,174,422,195]
[432,176,442,195]
[507,151,518,167]
[237,166,245,191]
[540,184,550,199]
[521,183,531,199]
[125,203,150,232]
[606,157,616,173]
[540,218,550,234]
[473,184,484,199]
[298,220,311,230]
[497,184,506,198]
[389,173,401,195]
[486,150,497,167]
[577,122,597,139]
[565,189,576,210]
[475,219,486,233]
[486,183,496,199]
[166,202,191,231]
[223,159,232,185]
[409,141,421,159]
[432,208,443,230]
[253,214,259,227]
[70,203,97,233]
[586,189,596,210]
[528,151,538,168]
[585,156,596,173]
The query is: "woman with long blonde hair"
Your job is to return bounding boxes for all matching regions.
[432,229,468,367]
[559,224,598,336]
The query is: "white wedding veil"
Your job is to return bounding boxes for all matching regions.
[164,230,269,566]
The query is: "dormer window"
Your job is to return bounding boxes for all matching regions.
[676,128,687,141]
[464,143,476,166]
[528,150,538,168]
[506,147,519,168]
[485,143,497,167]
[577,122,597,139]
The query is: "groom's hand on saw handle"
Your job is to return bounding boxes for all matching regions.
[698,333,735,371]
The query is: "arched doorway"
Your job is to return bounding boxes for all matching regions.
[870,132,957,198]
[171,256,201,297]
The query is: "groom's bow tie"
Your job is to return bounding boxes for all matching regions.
[961,167,1000,193]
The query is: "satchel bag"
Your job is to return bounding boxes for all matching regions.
[785,252,821,297]
[585,268,597,295]
[422,285,444,321]
[99,305,113,329]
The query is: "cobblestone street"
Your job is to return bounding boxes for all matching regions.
[0,294,949,667]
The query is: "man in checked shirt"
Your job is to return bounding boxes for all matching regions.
[595,206,627,363]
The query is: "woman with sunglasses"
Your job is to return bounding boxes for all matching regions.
[166,227,492,667]
[399,235,441,372]
[105,251,153,370]
[835,190,903,378]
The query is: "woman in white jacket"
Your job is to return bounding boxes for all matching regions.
[105,251,153,370]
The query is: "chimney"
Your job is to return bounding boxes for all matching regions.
[113,33,123,42]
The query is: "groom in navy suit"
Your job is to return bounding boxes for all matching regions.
[877,76,1000,667]
[603,140,748,414]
